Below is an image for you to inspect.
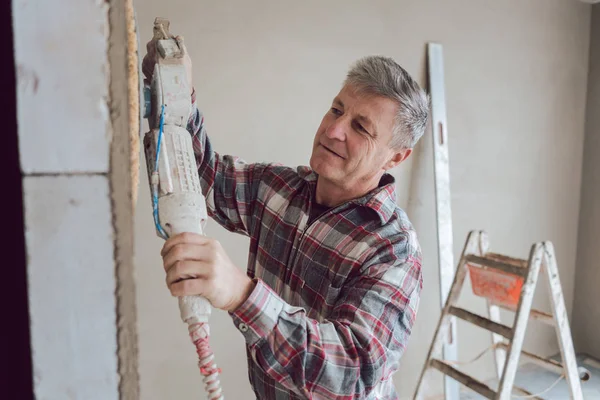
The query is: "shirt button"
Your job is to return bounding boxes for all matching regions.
[239,323,249,332]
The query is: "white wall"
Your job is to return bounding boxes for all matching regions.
[13,0,139,397]
[13,0,118,398]
[573,4,600,360]
[133,1,592,399]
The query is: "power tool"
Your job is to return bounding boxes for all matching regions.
[142,17,224,400]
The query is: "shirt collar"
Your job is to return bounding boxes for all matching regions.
[297,167,398,224]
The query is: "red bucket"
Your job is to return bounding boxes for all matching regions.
[467,257,524,308]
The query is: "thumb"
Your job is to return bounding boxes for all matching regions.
[175,35,189,57]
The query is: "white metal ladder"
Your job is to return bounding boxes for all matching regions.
[413,230,587,400]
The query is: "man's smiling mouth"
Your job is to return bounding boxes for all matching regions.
[321,144,344,159]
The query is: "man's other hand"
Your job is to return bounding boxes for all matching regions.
[161,233,255,312]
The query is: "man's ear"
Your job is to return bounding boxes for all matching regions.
[384,148,412,170]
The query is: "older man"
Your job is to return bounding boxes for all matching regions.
[146,38,429,399]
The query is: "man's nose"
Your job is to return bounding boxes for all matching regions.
[325,117,347,141]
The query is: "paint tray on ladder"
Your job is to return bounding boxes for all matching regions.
[466,252,526,308]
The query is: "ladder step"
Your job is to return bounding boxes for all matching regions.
[497,342,562,373]
[449,306,513,339]
[430,358,496,399]
[465,254,528,278]
[497,342,591,381]
[485,252,529,268]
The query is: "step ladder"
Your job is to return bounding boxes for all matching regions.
[413,230,587,400]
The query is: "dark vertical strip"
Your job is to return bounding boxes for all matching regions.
[1,1,34,398]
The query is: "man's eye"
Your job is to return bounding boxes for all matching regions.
[331,107,342,115]
[354,121,369,135]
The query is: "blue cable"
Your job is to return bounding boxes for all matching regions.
[155,104,165,172]
[153,105,169,239]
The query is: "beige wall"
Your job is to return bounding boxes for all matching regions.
[133,1,591,398]
[573,4,600,360]
[13,0,137,398]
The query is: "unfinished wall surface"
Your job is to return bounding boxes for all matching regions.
[133,1,591,399]
[573,4,600,361]
[12,0,138,398]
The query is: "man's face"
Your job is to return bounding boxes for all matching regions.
[310,84,406,191]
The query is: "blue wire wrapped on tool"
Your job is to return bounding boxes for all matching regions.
[152,104,168,239]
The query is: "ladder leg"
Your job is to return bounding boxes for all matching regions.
[496,243,544,400]
[542,242,583,400]
[487,302,506,379]
[413,230,483,400]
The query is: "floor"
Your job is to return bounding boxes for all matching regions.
[460,353,600,399]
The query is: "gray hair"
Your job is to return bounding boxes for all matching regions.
[344,56,429,149]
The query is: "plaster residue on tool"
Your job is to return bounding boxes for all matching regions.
[142,17,225,400]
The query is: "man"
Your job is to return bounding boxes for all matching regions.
[144,37,429,399]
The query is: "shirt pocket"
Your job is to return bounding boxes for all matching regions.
[298,260,344,317]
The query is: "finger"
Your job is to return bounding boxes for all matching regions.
[146,38,157,53]
[169,279,204,297]
[142,63,154,81]
[165,260,208,286]
[175,35,188,56]
[161,232,211,257]
[162,243,212,271]
[141,53,157,79]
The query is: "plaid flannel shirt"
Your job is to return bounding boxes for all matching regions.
[188,104,423,399]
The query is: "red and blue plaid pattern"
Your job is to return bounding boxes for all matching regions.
[188,105,423,399]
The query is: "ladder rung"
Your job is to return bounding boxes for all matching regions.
[497,343,591,381]
[496,304,555,326]
[523,309,554,325]
[449,306,513,339]
[497,343,562,375]
[430,358,496,399]
[485,252,529,268]
[465,254,528,277]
